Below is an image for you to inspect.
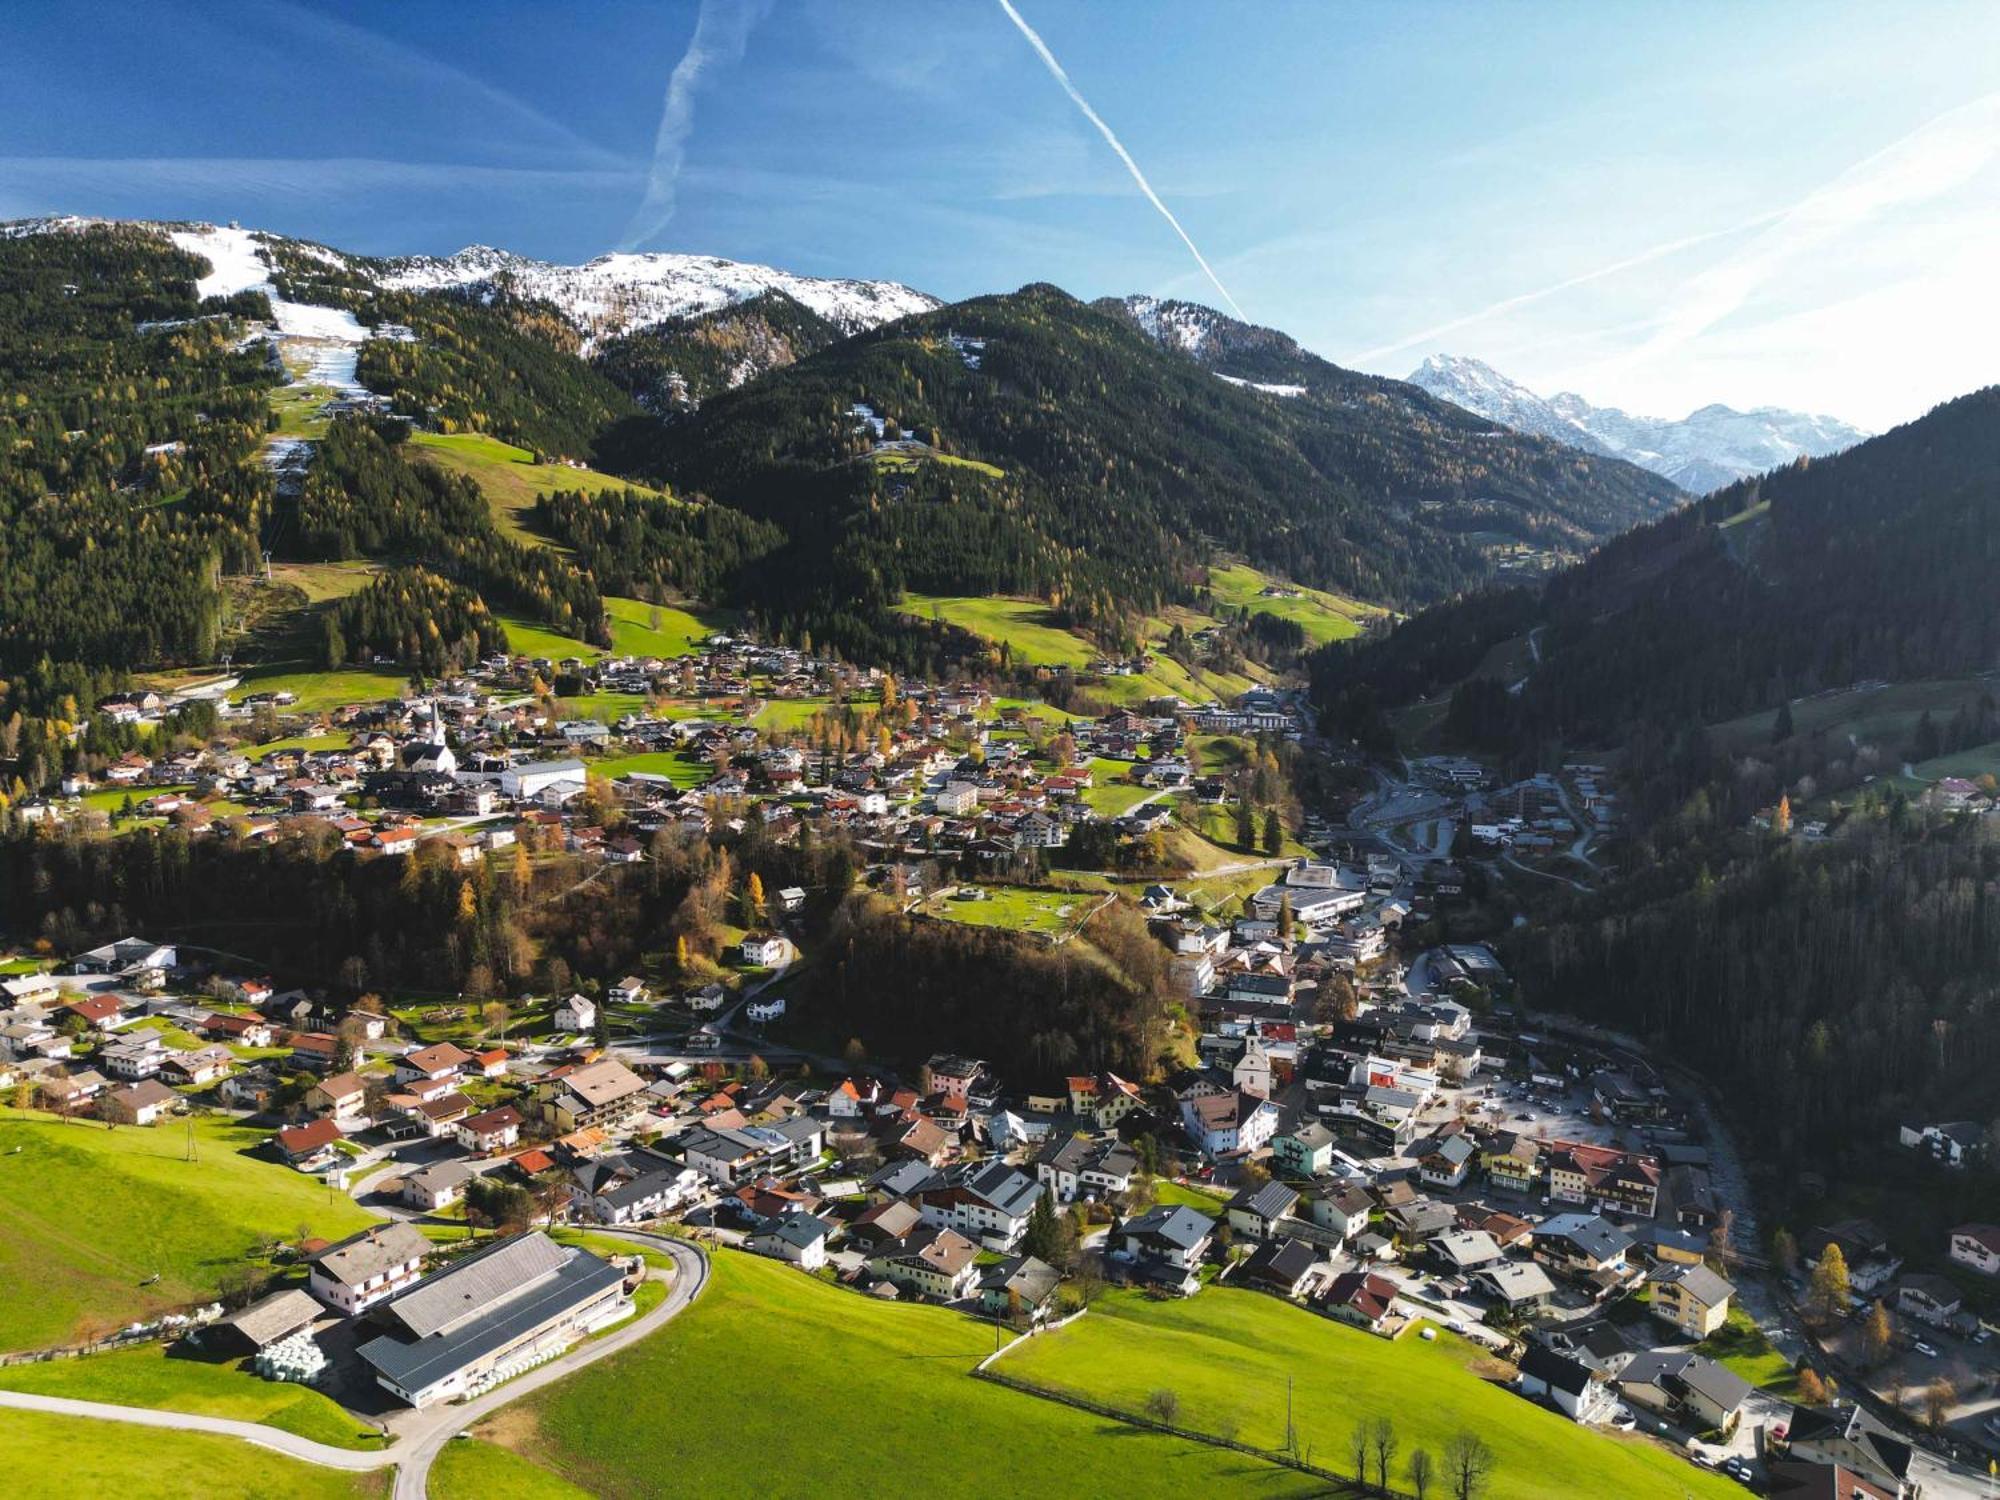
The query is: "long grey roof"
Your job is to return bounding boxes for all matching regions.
[358,1239,622,1393]
[378,1231,570,1339]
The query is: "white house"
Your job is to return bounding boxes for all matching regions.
[306,1223,431,1315]
[1950,1223,2000,1276]
[553,994,596,1032]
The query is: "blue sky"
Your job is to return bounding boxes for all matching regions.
[4,0,1995,429]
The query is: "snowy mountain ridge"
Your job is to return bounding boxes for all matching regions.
[1408,353,1868,495]
[371,245,939,345]
[3,215,938,348]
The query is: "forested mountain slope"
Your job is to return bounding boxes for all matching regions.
[646,284,1681,659]
[1314,386,2000,754]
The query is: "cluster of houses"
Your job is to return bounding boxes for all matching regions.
[18,630,1320,904]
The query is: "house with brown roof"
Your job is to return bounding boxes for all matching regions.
[1317,1270,1404,1336]
[456,1104,524,1154]
[394,1041,474,1086]
[534,1057,647,1133]
[869,1224,980,1302]
[100,1078,182,1126]
[274,1116,344,1168]
[307,1071,369,1126]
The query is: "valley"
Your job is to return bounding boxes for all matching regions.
[0,201,1991,1500]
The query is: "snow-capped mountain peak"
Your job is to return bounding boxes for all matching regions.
[372,244,938,345]
[1408,353,1868,494]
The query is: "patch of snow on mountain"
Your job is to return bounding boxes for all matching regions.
[1408,353,1868,493]
[377,247,937,345]
[167,225,373,395]
[1121,294,1216,356]
[168,225,271,301]
[1216,373,1305,398]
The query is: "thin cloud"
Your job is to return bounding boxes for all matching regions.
[620,0,769,252]
[1350,210,1784,365]
[1608,91,2000,372]
[265,2,625,171]
[995,0,1245,319]
[1358,90,2000,373]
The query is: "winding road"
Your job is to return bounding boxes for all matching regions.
[0,1231,708,1500]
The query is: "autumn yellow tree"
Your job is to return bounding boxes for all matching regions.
[1806,1241,1850,1325]
[747,871,766,918]
[1772,793,1792,838]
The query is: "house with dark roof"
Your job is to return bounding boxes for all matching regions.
[1781,1405,1916,1496]
[1315,1270,1403,1336]
[1113,1204,1214,1295]
[1533,1213,1633,1282]
[1518,1343,1612,1422]
[356,1232,628,1407]
[1241,1236,1318,1300]
[747,1212,834,1270]
[914,1161,1043,1251]
[1616,1350,1752,1437]
[1764,1459,1895,1500]
[1806,1219,1903,1295]
[572,1148,701,1225]
[1225,1180,1301,1242]
[978,1254,1062,1322]
[1949,1221,2000,1276]
[1649,1262,1735,1339]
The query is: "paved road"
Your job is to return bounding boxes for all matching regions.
[0,1236,707,1500]
[0,1387,398,1470]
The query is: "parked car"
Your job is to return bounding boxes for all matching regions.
[1913,1339,1939,1358]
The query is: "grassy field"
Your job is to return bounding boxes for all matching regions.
[496,614,599,664]
[0,1110,376,1353]
[869,447,1006,479]
[265,560,381,604]
[1697,1304,1799,1399]
[751,697,840,732]
[924,884,1108,938]
[900,594,1263,708]
[1006,1287,1739,1500]
[408,432,673,548]
[0,1406,387,1499]
[902,595,1093,668]
[235,664,411,713]
[593,750,713,788]
[1204,561,1382,646]
[432,1439,593,1500]
[1080,774,1154,818]
[467,1250,1319,1498]
[0,1342,384,1449]
[268,384,340,439]
[250,733,353,760]
[498,598,726,667]
[603,596,728,659]
[1710,675,2000,754]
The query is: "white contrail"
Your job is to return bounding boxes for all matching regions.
[1349,209,1785,365]
[996,0,1245,319]
[620,0,766,252]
